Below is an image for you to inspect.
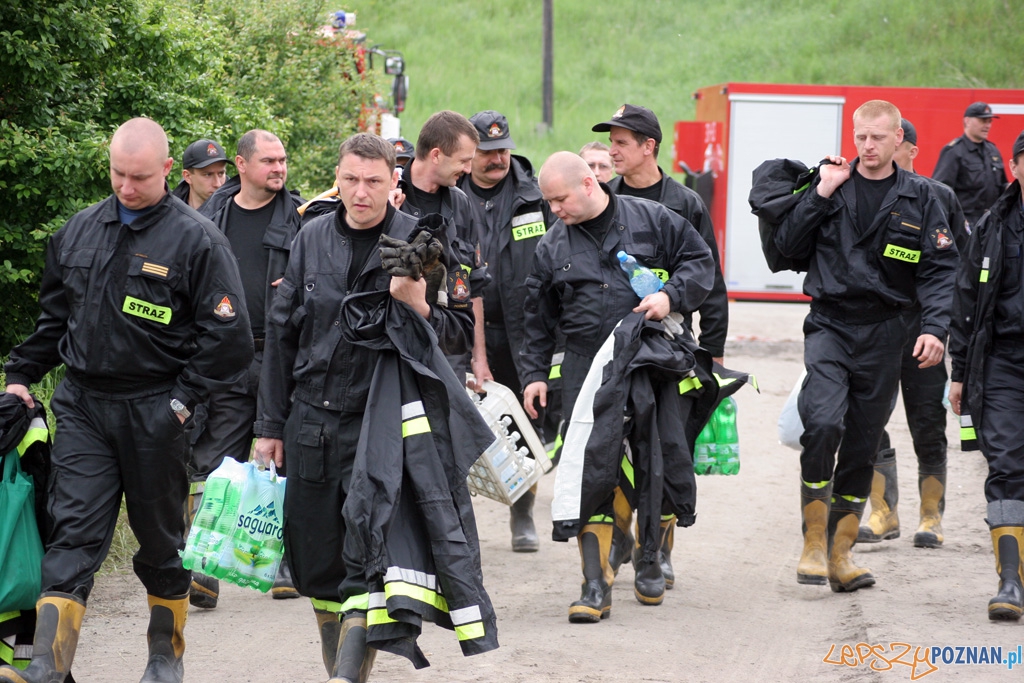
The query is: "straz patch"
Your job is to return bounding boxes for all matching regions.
[213,296,237,320]
[511,212,546,241]
[448,265,471,308]
[930,227,954,250]
[883,244,921,263]
[123,296,171,324]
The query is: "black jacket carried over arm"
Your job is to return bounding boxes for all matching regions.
[949,180,1022,451]
[609,171,729,357]
[254,206,474,438]
[518,191,715,388]
[774,160,959,338]
[339,291,498,668]
[4,191,253,409]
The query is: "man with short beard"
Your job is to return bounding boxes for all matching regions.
[457,110,554,553]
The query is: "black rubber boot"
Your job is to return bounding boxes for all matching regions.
[328,614,376,683]
[271,556,300,600]
[988,527,1024,620]
[0,592,85,683]
[858,448,899,543]
[314,607,343,676]
[828,498,876,593]
[568,524,613,623]
[608,487,634,576]
[510,485,540,553]
[139,594,187,683]
[797,480,831,586]
[185,485,219,609]
[632,545,666,606]
[658,516,675,589]
[914,473,946,548]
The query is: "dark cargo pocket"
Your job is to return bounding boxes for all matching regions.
[296,421,325,482]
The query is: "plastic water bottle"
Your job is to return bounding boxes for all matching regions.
[693,419,716,475]
[617,251,663,298]
[713,397,740,475]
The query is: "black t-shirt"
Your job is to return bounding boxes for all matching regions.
[578,191,616,247]
[335,209,385,290]
[617,175,664,203]
[853,171,897,235]
[406,181,443,216]
[224,200,274,336]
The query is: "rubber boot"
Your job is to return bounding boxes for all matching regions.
[658,516,675,589]
[632,523,666,606]
[567,524,613,623]
[0,592,85,683]
[988,526,1024,620]
[857,449,899,543]
[271,556,300,599]
[797,480,831,585]
[607,487,634,576]
[327,614,376,683]
[185,484,219,609]
[914,473,945,548]
[827,498,876,593]
[139,594,187,683]
[314,607,343,676]
[510,485,540,553]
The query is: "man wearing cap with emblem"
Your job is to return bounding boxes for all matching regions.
[457,110,554,553]
[949,129,1024,621]
[388,137,415,170]
[859,118,967,552]
[0,117,252,683]
[933,102,1008,229]
[591,103,730,590]
[171,139,233,210]
[193,129,306,606]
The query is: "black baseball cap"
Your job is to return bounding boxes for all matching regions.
[900,118,918,146]
[388,137,415,160]
[182,139,232,170]
[964,102,998,119]
[592,104,662,144]
[1012,130,1024,160]
[470,111,516,151]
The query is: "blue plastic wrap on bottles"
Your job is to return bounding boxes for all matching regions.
[617,251,663,298]
[181,457,286,592]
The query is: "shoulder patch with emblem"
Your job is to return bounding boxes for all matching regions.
[447,265,471,309]
[930,227,954,250]
[213,295,237,320]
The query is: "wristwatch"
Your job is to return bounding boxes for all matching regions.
[170,398,191,420]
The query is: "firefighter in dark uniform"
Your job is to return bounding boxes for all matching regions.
[932,101,1008,229]
[593,103,731,586]
[0,117,253,683]
[949,130,1024,621]
[252,133,474,681]
[859,119,967,550]
[195,129,304,605]
[394,110,486,382]
[170,138,231,210]
[774,101,959,593]
[457,110,553,554]
[521,151,714,623]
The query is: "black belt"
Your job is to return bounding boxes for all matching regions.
[253,336,265,352]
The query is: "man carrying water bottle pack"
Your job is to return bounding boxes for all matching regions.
[519,151,715,623]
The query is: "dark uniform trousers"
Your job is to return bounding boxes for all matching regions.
[798,311,907,498]
[45,379,191,600]
[879,307,948,475]
[281,400,367,606]
[188,349,263,480]
[980,343,1024,502]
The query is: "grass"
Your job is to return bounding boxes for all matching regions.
[354,0,1024,168]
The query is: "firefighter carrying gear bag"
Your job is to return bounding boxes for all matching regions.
[181,457,286,593]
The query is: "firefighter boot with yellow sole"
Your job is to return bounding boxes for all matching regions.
[568,523,613,623]
[828,497,876,593]
[914,473,945,548]
[140,594,188,683]
[797,480,831,585]
[857,448,899,543]
[328,614,376,683]
[988,526,1024,620]
[0,592,85,683]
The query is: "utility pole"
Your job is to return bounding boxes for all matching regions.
[541,0,553,131]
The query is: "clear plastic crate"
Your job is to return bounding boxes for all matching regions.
[466,380,552,505]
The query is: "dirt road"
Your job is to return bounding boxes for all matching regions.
[72,302,1019,682]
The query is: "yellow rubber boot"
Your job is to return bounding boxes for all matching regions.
[797,480,831,586]
[988,526,1024,620]
[828,498,876,593]
[568,523,613,623]
[0,593,85,683]
[857,449,899,543]
[140,594,188,683]
[914,474,945,548]
[608,487,634,575]
[328,614,376,682]
[314,605,343,676]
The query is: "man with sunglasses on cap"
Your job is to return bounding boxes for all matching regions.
[933,102,1008,229]
[171,138,232,210]
[591,103,730,591]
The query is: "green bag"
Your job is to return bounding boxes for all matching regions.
[0,449,44,612]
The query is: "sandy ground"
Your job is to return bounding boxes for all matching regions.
[70,302,1022,682]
